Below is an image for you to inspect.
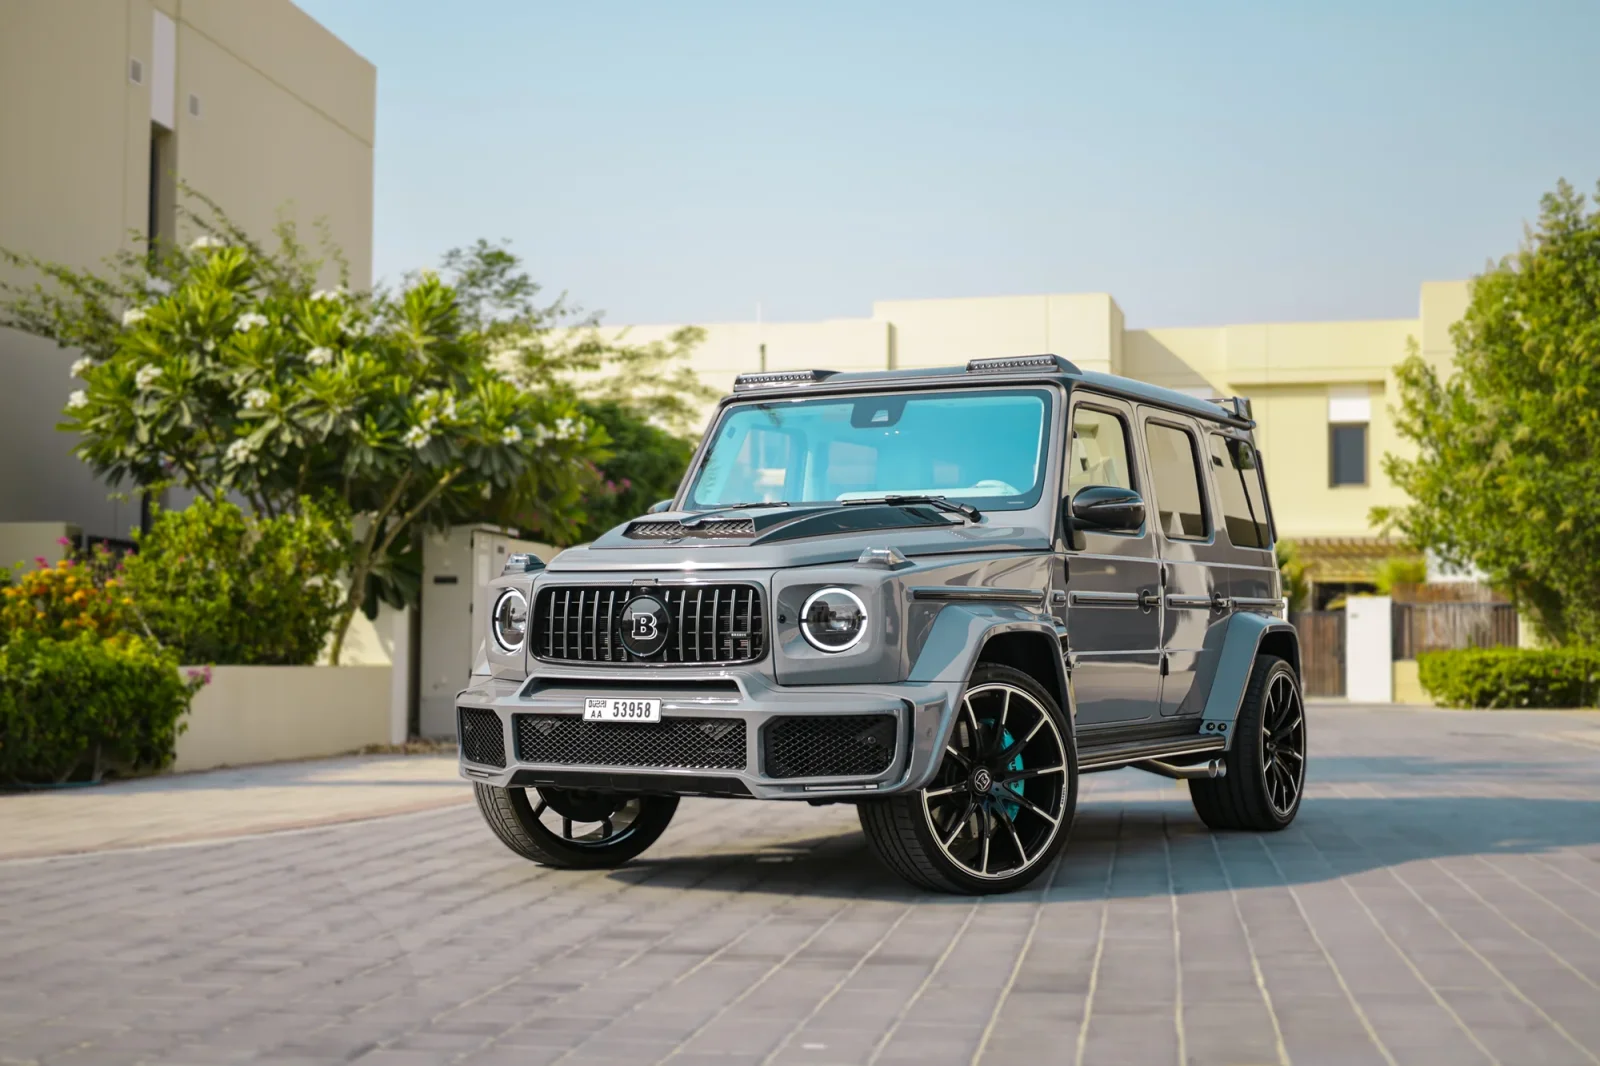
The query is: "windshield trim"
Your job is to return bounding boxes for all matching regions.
[680,385,1058,514]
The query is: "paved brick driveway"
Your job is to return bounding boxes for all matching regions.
[3,704,1600,1066]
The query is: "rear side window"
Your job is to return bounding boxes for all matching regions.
[1208,434,1273,548]
[1067,406,1135,496]
[1144,422,1209,539]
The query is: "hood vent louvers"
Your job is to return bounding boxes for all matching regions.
[625,518,757,540]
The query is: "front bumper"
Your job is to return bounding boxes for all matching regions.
[454,671,962,800]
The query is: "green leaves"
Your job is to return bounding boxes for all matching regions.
[1379,179,1600,645]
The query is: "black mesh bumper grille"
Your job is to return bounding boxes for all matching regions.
[513,714,747,770]
[533,583,766,665]
[763,715,898,779]
[458,708,506,768]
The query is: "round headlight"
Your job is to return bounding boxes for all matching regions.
[491,588,529,652]
[800,587,868,652]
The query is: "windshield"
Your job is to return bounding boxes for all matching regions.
[686,388,1053,511]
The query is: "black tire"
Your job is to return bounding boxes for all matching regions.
[859,663,1079,894]
[474,784,678,869]
[1190,654,1306,831]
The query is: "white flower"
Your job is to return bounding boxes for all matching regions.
[225,439,255,464]
[402,425,432,450]
[306,346,334,366]
[189,234,226,251]
[135,364,162,390]
[310,287,347,302]
[439,396,457,421]
[500,425,522,445]
[121,307,147,328]
[234,312,269,333]
[242,388,272,410]
[144,276,172,296]
[70,357,95,379]
[66,390,88,410]
[203,339,216,353]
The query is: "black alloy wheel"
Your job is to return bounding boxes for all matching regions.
[1190,654,1306,831]
[474,784,678,868]
[860,663,1078,894]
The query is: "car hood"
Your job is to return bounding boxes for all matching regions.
[547,503,1052,572]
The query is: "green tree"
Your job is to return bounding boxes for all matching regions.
[437,239,711,543]
[1,199,605,662]
[1376,179,1600,644]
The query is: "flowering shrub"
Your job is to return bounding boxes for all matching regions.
[0,632,201,784]
[2,202,608,661]
[121,498,347,666]
[0,542,135,644]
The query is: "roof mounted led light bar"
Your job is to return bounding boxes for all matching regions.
[1207,396,1254,423]
[965,354,1080,375]
[732,369,840,391]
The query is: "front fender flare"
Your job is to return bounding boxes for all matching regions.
[901,603,1072,791]
[1201,612,1301,748]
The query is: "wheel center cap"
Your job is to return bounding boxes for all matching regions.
[970,767,994,793]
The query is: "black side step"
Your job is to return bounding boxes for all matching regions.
[1077,735,1225,774]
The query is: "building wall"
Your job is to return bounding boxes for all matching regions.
[616,280,1470,543]
[0,0,373,542]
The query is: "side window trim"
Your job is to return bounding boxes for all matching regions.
[1142,414,1213,543]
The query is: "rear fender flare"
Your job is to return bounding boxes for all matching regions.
[1201,612,1301,748]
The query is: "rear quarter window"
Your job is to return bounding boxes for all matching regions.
[1208,433,1273,548]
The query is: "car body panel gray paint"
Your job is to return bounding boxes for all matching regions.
[457,360,1295,796]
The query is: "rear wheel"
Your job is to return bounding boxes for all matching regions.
[1190,654,1306,831]
[474,784,678,868]
[859,663,1078,894]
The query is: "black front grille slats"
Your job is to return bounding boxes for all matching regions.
[514,714,747,770]
[533,583,765,665]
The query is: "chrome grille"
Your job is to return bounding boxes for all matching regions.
[625,518,756,539]
[513,714,747,770]
[532,583,766,664]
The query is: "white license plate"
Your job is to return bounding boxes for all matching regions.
[583,697,662,723]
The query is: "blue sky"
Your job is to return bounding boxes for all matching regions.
[297,0,1600,329]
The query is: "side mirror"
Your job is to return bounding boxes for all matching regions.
[1069,485,1145,534]
[647,499,673,514]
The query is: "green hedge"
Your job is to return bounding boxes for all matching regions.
[0,634,200,785]
[1417,647,1600,709]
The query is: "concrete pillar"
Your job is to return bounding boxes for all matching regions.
[1345,596,1393,703]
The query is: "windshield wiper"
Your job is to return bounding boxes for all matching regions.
[689,501,791,517]
[842,495,981,521]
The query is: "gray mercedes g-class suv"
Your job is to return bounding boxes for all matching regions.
[456,354,1305,894]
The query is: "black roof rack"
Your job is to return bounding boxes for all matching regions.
[732,369,840,391]
[966,354,1080,375]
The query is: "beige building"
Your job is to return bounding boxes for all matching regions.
[0,0,374,542]
[601,281,1473,597]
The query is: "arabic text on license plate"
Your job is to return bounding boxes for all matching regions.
[583,697,661,723]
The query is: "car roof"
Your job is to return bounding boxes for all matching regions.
[722,357,1252,429]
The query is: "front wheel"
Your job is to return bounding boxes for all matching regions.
[1190,654,1306,831]
[474,784,678,868]
[859,664,1078,894]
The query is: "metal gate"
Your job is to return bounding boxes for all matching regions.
[1291,610,1345,697]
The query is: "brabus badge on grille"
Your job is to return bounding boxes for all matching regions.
[618,594,671,658]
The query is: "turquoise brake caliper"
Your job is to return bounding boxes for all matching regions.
[991,724,1025,820]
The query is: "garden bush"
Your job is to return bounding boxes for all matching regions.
[121,498,347,666]
[0,633,202,784]
[1417,646,1600,708]
[0,545,134,643]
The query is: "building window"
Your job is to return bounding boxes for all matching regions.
[1329,423,1367,486]
[1144,422,1209,539]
